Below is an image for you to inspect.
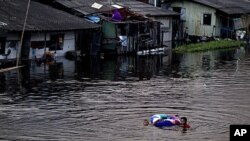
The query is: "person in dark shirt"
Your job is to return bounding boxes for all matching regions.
[180,117,191,130]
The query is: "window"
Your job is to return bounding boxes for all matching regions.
[31,41,46,49]
[49,34,64,51]
[7,40,18,48]
[203,14,212,25]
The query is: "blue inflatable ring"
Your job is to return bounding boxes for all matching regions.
[154,119,176,127]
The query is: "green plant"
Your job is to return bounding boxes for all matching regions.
[173,40,246,53]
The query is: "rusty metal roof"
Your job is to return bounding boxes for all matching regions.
[55,0,116,15]
[192,0,250,14]
[0,0,99,32]
[55,0,178,17]
[117,0,179,17]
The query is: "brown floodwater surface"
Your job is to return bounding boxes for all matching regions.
[0,47,250,141]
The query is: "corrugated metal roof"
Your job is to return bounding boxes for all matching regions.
[117,1,179,17]
[55,0,116,15]
[55,0,178,17]
[192,0,250,14]
[0,0,99,32]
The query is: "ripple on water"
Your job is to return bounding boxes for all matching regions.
[1,50,250,141]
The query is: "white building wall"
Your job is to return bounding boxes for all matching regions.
[29,31,75,59]
[0,31,75,60]
[215,15,223,37]
[59,31,75,56]
[153,17,172,42]
[171,1,217,37]
[153,17,173,42]
[0,33,19,60]
[30,32,50,59]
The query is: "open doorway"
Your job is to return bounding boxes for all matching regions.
[0,37,6,54]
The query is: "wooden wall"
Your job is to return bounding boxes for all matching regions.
[171,1,217,37]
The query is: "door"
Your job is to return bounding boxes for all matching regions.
[0,37,6,54]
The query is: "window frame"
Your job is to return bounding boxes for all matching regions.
[203,13,212,26]
[49,33,64,51]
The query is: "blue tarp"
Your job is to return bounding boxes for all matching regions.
[86,16,101,23]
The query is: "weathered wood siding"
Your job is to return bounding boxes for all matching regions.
[215,15,223,37]
[152,17,173,42]
[171,1,217,37]
[241,14,250,33]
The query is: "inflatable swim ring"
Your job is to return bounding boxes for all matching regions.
[150,114,181,127]
[154,119,176,127]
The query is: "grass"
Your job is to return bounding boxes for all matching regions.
[173,40,246,53]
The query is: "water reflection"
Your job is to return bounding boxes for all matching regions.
[75,55,165,81]
[170,47,247,78]
[0,73,6,93]
[0,46,250,141]
[0,47,248,93]
[0,55,167,94]
[20,61,31,89]
[49,62,64,81]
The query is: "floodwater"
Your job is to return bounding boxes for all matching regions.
[1,47,250,141]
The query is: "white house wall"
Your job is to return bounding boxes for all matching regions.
[29,32,50,59]
[0,31,75,60]
[0,33,19,60]
[215,15,223,37]
[171,1,217,37]
[29,31,75,59]
[153,17,173,42]
[60,31,75,56]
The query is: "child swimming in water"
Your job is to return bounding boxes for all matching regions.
[143,114,190,129]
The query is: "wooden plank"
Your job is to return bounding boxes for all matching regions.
[0,66,24,73]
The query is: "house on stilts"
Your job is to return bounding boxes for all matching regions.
[0,0,99,66]
[162,0,250,42]
[38,0,178,55]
